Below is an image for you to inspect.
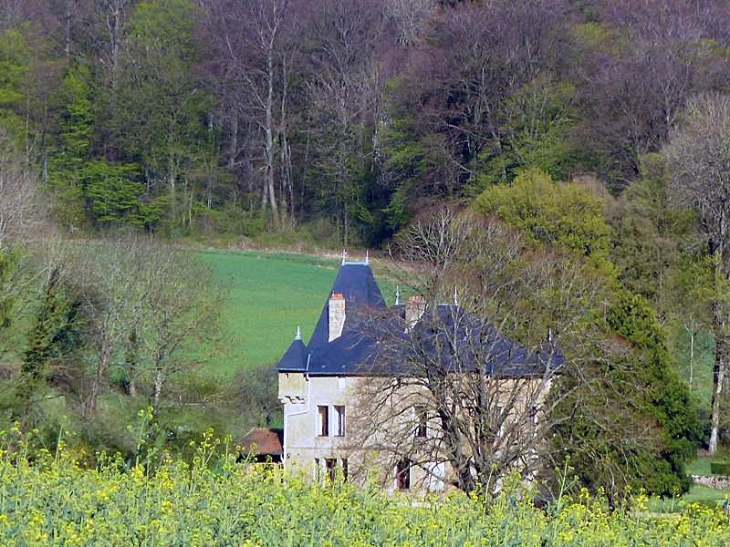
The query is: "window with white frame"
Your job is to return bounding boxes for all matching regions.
[317,405,329,436]
[334,405,346,437]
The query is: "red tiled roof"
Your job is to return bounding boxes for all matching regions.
[237,427,283,455]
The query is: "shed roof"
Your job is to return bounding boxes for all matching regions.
[237,427,284,456]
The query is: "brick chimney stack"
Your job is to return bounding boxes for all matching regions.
[405,295,426,327]
[328,293,346,342]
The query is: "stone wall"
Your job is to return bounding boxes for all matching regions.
[691,474,730,490]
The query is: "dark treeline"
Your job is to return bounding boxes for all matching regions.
[2,0,729,245]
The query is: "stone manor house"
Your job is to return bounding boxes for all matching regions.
[239,256,559,493]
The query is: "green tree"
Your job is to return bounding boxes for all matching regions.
[0,22,61,170]
[478,75,576,187]
[608,154,700,303]
[48,65,95,228]
[663,257,715,399]
[84,161,162,229]
[549,287,701,500]
[115,0,215,231]
[607,154,713,416]
[0,247,19,341]
[474,168,613,273]
[0,27,30,154]
[378,87,429,235]
[23,266,84,381]
[472,171,700,498]
[662,93,730,453]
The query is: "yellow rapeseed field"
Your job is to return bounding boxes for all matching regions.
[0,427,728,546]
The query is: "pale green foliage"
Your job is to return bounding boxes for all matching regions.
[478,75,576,186]
[48,65,95,227]
[474,168,612,273]
[118,0,215,227]
[0,27,30,151]
[0,247,19,333]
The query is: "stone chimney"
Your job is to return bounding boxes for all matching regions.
[328,292,346,342]
[405,295,426,328]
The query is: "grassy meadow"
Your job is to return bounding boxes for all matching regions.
[197,250,339,375]
[197,249,399,375]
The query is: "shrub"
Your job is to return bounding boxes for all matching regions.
[710,463,730,476]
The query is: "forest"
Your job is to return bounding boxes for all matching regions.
[2,0,730,507]
[0,0,727,244]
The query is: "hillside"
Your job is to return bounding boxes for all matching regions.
[196,249,399,374]
[199,250,340,374]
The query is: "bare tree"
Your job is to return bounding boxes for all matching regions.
[204,0,299,229]
[96,0,133,155]
[385,0,436,48]
[67,240,140,417]
[304,0,392,245]
[135,246,224,416]
[59,238,224,418]
[349,209,601,495]
[400,0,569,192]
[663,92,730,453]
[0,157,44,360]
[0,165,40,250]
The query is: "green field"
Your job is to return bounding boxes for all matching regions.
[196,250,339,374]
[197,249,398,375]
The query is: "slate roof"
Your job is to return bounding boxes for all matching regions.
[277,338,308,372]
[308,263,386,350]
[276,262,563,377]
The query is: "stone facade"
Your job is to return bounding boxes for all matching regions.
[279,372,448,492]
[274,259,559,494]
[278,370,549,493]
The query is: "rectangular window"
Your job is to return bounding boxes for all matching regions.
[496,404,504,436]
[396,459,411,490]
[415,405,427,438]
[317,405,329,436]
[341,458,348,482]
[325,458,337,482]
[334,405,346,437]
